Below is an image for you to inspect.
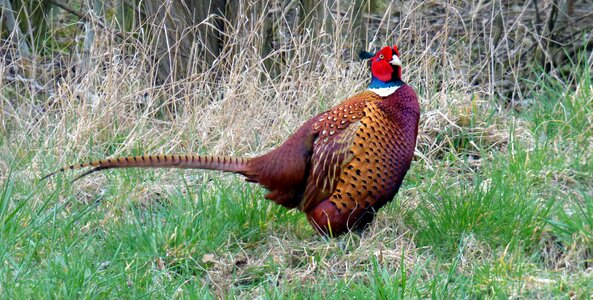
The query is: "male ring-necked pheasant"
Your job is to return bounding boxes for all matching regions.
[43,44,420,236]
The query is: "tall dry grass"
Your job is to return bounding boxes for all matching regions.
[0,0,547,183]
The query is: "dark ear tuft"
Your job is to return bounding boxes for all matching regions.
[358,50,375,60]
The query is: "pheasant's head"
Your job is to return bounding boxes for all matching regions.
[359,45,402,82]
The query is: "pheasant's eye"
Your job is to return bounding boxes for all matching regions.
[379,54,384,59]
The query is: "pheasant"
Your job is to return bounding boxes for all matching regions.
[42,44,420,236]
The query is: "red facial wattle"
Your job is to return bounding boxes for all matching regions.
[371,58,393,82]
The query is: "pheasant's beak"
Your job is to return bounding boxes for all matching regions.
[390,55,402,66]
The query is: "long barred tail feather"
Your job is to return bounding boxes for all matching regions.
[41,154,251,181]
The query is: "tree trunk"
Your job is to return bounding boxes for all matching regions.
[142,0,226,82]
[350,0,368,52]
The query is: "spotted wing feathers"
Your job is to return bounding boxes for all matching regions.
[328,102,409,213]
[301,91,382,211]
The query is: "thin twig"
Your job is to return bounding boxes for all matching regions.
[48,0,128,40]
[0,0,31,56]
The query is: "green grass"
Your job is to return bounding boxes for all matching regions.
[2,63,593,298]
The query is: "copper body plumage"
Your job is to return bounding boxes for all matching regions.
[43,44,420,236]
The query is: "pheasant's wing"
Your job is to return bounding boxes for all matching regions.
[300,91,381,212]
